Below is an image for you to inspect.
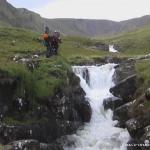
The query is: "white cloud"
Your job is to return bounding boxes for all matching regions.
[34,0,150,21]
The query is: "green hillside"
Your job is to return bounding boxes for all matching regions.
[0,27,110,62]
[106,26,150,90]
[0,26,109,102]
[0,26,111,127]
[1,25,150,100]
[107,25,150,55]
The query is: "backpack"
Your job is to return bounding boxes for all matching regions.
[43,33,49,40]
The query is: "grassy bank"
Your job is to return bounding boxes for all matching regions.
[1,26,150,92]
[0,26,150,122]
[106,25,150,56]
[136,59,150,89]
[0,27,109,100]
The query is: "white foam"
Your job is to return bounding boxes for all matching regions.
[109,45,118,53]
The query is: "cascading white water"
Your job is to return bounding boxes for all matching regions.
[64,64,129,150]
[109,45,118,53]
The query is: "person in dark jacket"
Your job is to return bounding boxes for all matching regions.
[50,31,61,55]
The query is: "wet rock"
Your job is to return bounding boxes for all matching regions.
[72,67,90,85]
[0,71,91,144]
[110,74,137,102]
[0,120,82,144]
[82,68,90,85]
[0,124,32,144]
[129,54,150,61]
[94,42,109,51]
[126,111,150,138]
[129,94,147,119]
[46,143,63,150]
[40,142,64,150]
[113,102,133,127]
[113,44,121,51]
[26,59,40,71]
[105,57,127,64]
[4,139,40,150]
[67,72,92,122]
[127,125,150,150]
[145,88,150,101]
[113,60,136,84]
[12,97,29,112]
[103,97,124,110]
[40,143,48,150]
[125,118,144,138]
[13,54,40,71]
[0,70,17,117]
[138,125,150,150]
[76,100,92,122]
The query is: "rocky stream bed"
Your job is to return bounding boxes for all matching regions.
[0,56,150,150]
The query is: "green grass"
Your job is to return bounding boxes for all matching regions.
[60,36,110,60]
[0,26,150,100]
[4,116,49,125]
[0,27,69,99]
[1,26,150,98]
[0,144,3,150]
[105,25,150,56]
[0,27,43,50]
[0,26,71,104]
[0,27,105,104]
[0,27,111,62]
[0,26,114,125]
[136,59,150,88]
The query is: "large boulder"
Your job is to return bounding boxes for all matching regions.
[127,125,150,150]
[76,100,91,122]
[113,102,133,127]
[113,60,136,84]
[138,125,150,150]
[46,143,63,150]
[145,88,150,101]
[82,68,90,85]
[4,140,40,150]
[126,111,150,138]
[0,70,17,117]
[125,118,144,139]
[40,142,63,150]
[110,74,137,102]
[0,120,81,144]
[103,96,124,110]
[0,71,91,145]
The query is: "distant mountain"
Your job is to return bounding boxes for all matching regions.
[1,0,150,37]
[0,0,44,30]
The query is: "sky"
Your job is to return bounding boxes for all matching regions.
[7,0,150,21]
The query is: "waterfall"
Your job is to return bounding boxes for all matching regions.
[64,64,129,150]
[109,45,118,53]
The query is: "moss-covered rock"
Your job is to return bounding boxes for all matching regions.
[0,59,91,144]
